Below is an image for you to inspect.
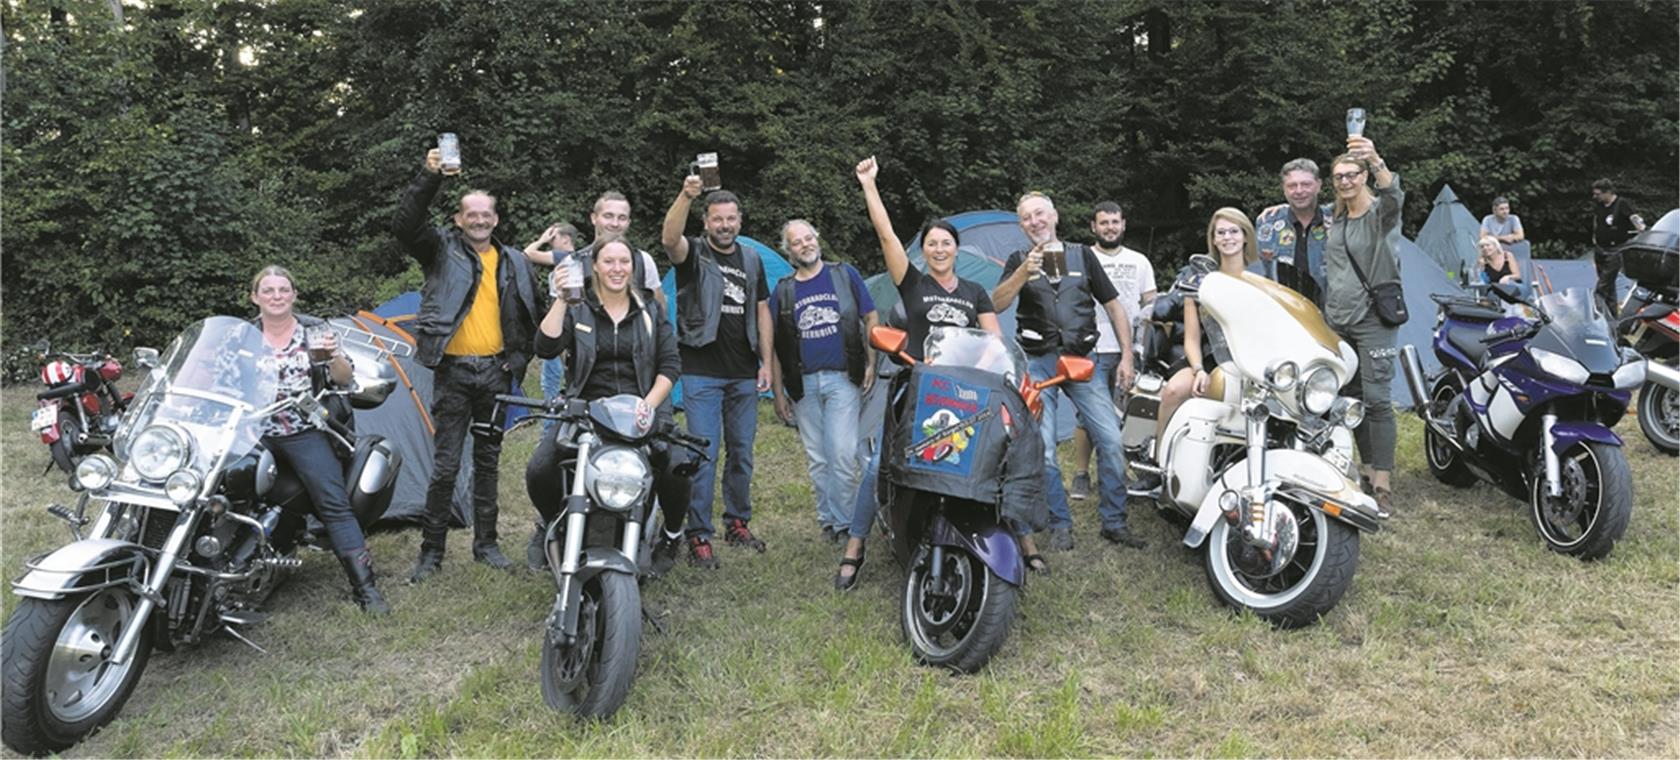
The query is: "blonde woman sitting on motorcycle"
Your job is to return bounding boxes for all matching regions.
[1155,208,1259,444]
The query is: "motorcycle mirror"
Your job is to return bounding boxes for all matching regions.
[133,347,160,369]
[869,326,908,355]
[1057,355,1095,383]
[348,378,395,409]
[1188,253,1218,274]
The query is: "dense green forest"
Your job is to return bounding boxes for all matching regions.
[3,0,1676,362]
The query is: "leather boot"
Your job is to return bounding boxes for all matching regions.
[338,548,391,615]
[472,505,513,571]
[410,531,446,584]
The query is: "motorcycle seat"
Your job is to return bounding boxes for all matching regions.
[1445,323,1493,365]
[1441,300,1506,322]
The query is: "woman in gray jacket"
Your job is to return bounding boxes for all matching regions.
[1323,135,1402,518]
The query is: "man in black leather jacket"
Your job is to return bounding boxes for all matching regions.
[391,147,545,581]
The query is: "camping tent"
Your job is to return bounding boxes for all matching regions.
[1393,237,1465,409]
[658,234,796,407]
[1415,185,1485,284]
[326,311,473,529]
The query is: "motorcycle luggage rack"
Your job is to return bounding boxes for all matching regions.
[332,322,413,359]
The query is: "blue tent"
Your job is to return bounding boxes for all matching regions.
[658,234,795,407]
[1394,237,1464,409]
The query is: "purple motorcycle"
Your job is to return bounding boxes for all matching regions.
[1400,285,1646,560]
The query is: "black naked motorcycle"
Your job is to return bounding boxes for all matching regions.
[2,316,403,757]
[870,325,1090,673]
[487,393,707,719]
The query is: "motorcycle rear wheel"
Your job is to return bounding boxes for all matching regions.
[2,590,153,756]
[48,412,80,475]
[539,572,641,719]
[901,544,1017,674]
[1204,502,1360,629]
[1636,380,1679,456]
[1528,442,1632,561]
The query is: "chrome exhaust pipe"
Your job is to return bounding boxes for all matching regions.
[1400,345,1464,451]
[1400,345,1431,417]
[1646,360,1680,391]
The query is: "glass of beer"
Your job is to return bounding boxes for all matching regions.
[560,257,586,305]
[1346,108,1366,138]
[691,152,721,191]
[306,325,335,365]
[438,132,462,175]
[1041,241,1066,283]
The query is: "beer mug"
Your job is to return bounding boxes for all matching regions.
[690,152,721,192]
[437,132,462,175]
[559,256,585,305]
[1345,108,1366,138]
[1041,241,1066,283]
[306,325,336,365]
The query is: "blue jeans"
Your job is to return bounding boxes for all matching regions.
[1030,352,1130,531]
[684,375,760,539]
[794,371,864,533]
[1089,351,1126,406]
[850,443,882,540]
[264,429,366,555]
[540,357,565,432]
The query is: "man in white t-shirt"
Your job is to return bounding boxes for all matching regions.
[1070,201,1155,501]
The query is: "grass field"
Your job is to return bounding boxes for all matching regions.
[2,384,1676,758]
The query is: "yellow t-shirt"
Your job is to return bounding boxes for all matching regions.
[443,248,505,356]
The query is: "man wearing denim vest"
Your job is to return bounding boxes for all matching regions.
[1253,158,1333,308]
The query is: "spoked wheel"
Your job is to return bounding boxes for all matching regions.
[1205,500,1360,629]
[1529,442,1632,561]
[48,412,81,475]
[539,572,641,719]
[1637,379,1679,456]
[900,544,1017,674]
[1424,381,1477,487]
[2,589,153,756]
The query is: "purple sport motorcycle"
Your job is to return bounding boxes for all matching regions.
[1400,285,1646,560]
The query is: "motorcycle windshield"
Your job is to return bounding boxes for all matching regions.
[117,316,279,467]
[1532,287,1621,373]
[589,394,652,440]
[1195,271,1347,386]
[923,327,1028,387]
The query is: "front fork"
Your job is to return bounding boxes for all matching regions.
[545,436,643,645]
[1540,413,1562,497]
[1238,395,1275,549]
[111,505,203,665]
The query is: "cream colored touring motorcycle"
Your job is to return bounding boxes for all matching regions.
[1122,262,1383,628]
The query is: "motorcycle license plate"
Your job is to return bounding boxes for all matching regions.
[30,407,55,433]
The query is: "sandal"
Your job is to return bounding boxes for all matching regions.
[1025,553,1050,575]
[834,544,866,591]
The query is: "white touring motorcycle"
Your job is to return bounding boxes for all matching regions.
[3,316,404,756]
[1122,262,1383,627]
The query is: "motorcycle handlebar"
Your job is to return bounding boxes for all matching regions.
[493,393,550,409]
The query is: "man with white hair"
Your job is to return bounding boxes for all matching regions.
[994,192,1142,553]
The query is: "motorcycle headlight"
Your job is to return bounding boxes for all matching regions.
[75,454,118,491]
[1331,396,1365,429]
[164,469,202,506]
[1612,353,1647,390]
[130,425,190,482]
[586,447,651,512]
[1298,365,1339,416]
[1530,347,1590,385]
[1264,359,1299,392]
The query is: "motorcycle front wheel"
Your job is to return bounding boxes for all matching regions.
[2,589,153,756]
[1529,441,1632,561]
[1636,379,1679,456]
[539,571,641,719]
[901,544,1017,674]
[1204,501,1360,629]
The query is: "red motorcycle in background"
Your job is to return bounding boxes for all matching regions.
[30,341,131,474]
